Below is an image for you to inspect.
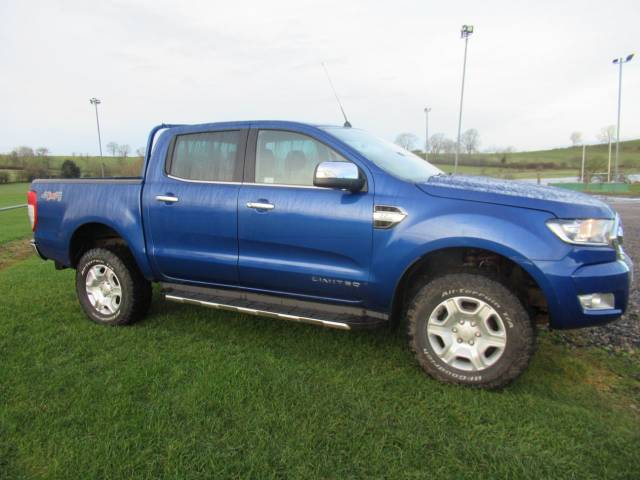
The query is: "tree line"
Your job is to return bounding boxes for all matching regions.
[395,128,487,157]
[0,142,145,183]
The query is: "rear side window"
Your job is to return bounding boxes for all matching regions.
[255,130,347,186]
[168,130,241,182]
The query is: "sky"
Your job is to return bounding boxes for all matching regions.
[1,0,639,155]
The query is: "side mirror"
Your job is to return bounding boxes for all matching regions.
[313,161,364,192]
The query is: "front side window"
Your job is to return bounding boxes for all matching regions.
[169,130,241,182]
[255,130,347,186]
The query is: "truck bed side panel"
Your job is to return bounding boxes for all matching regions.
[30,178,153,278]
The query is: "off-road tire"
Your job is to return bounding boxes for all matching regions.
[407,273,536,389]
[76,247,152,325]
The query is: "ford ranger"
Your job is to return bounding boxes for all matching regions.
[28,121,633,388]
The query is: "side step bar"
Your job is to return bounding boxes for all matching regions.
[161,283,388,331]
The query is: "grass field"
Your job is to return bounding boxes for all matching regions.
[0,183,31,243]
[1,184,639,478]
[0,182,29,207]
[430,138,640,170]
[0,208,31,244]
[1,256,639,478]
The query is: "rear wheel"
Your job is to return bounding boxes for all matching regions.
[407,273,535,389]
[76,247,152,325]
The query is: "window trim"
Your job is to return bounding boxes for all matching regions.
[164,128,248,184]
[244,128,367,191]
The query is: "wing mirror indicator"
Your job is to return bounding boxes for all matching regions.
[373,205,407,229]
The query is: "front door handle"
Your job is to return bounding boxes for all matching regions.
[156,195,179,203]
[246,202,274,210]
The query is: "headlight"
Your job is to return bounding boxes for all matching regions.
[546,219,615,246]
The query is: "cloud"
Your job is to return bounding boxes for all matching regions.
[0,0,638,154]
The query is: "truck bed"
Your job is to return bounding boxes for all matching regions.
[30,177,152,277]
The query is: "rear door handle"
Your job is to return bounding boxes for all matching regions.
[246,202,274,210]
[156,195,179,203]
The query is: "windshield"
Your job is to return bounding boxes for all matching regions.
[322,127,442,182]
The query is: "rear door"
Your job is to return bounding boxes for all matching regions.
[143,128,247,285]
[237,128,373,302]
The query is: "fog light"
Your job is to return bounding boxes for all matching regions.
[578,293,615,311]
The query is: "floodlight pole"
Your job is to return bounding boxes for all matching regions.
[89,97,103,161]
[424,107,431,162]
[607,138,612,183]
[615,59,622,181]
[612,54,634,181]
[581,144,586,183]
[455,25,473,174]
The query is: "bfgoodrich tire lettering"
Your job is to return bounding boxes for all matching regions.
[407,273,536,389]
[76,247,152,326]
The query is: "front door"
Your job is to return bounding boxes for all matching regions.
[144,128,246,285]
[237,129,373,302]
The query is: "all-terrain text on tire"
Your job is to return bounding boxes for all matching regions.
[407,273,536,389]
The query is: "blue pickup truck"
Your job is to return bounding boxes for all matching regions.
[28,121,633,388]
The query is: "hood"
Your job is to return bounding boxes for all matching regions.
[418,175,614,219]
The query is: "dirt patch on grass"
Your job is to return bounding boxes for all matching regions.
[0,238,33,270]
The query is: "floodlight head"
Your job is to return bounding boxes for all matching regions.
[625,53,634,62]
[613,58,620,64]
[461,25,474,38]
[89,97,101,105]
[424,107,431,113]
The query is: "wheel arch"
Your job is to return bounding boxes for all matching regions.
[68,221,152,278]
[390,242,555,326]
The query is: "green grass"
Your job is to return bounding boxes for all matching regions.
[0,208,31,244]
[0,182,29,208]
[430,138,640,171]
[1,256,639,479]
[0,184,34,244]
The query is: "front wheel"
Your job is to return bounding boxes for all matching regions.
[76,247,152,325]
[407,273,536,389]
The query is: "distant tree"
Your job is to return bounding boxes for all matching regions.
[461,128,480,154]
[35,147,51,172]
[442,138,456,154]
[0,172,9,184]
[24,163,48,181]
[118,144,130,159]
[15,146,34,158]
[61,160,81,178]
[135,147,145,158]
[429,133,446,157]
[570,131,582,146]
[597,125,616,144]
[106,142,119,156]
[394,133,419,151]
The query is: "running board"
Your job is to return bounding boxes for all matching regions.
[161,283,388,330]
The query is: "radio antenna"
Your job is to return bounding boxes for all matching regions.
[321,62,352,127]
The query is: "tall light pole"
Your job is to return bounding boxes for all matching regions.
[454,25,474,174]
[612,53,634,181]
[89,97,103,160]
[424,107,431,162]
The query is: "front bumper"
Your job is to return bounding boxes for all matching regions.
[533,250,633,329]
